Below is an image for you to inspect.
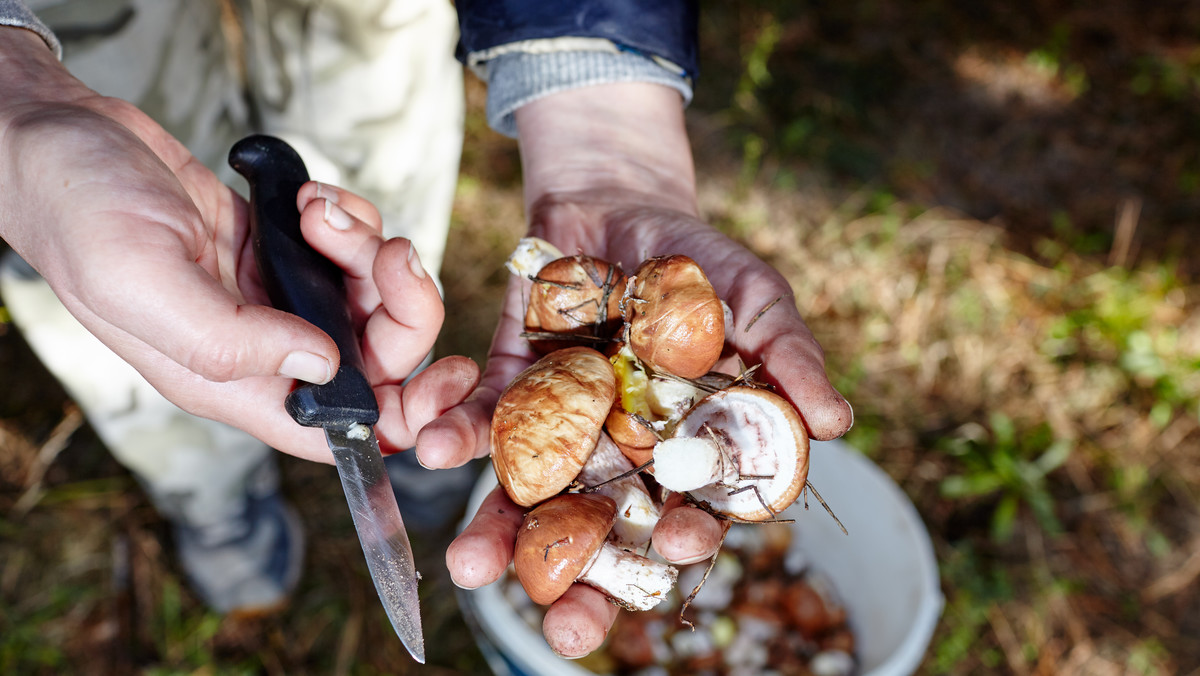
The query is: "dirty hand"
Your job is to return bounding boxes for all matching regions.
[0,29,476,463]
[430,82,851,656]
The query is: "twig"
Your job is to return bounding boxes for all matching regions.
[519,330,609,345]
[744,294,790,333]
[576,459,654,493]
[1108,196,1141,268]
[987,605,1031,676]
[1144,536,1200,602]
[11,405,85,517]
[679,523,732,629]
[805,481,848,535]
[528,275,582,291]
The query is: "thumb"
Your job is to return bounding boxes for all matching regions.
[67,250,340,385]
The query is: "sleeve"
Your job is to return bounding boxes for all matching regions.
[0,0,62,58]
[455,0,698,138]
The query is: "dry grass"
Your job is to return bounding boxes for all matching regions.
[696,169,1200,674]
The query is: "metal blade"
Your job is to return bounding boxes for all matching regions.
[326,424,425,664]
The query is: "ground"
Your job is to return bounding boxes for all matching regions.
[2,1,1198,674]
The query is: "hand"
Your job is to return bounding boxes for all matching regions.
[0,29,478,462]
[433,82,852,656]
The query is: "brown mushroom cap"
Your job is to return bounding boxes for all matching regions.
[674,386,810,520]
[525,255,627,354]
[624,255,725,379]
[514,493,618,605]
[491,347,618,507]
[605,406,658,467]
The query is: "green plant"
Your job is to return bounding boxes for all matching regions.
[939,413,1071,541]
[732,14,782,188]
[930,543,1014,673]
[151,579,224,670]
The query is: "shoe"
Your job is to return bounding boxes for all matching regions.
[170,470,305,616]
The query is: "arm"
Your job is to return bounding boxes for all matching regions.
[0,23,475,462]
[518,83,853,439]
[436,3,851,659]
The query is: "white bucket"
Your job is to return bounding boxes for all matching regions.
[457,438,944,676]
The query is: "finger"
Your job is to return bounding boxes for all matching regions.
[76,316,341,464]
[718,267,852,441]
[413,385,504,468]
[297,181,383,234]
[298,196,384,318]
[416,276,538,468]
[652,493,727,565]
[741,309,852,440]
[760,330,854,440]
[374,355,479,454]
[542,584,620,658]
[446,485,525,589]
[362,238,444,380]
[68,237,339,385]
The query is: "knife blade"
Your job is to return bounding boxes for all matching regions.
[228,134,425,663]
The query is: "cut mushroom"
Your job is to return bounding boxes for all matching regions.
[652,435,729,492]
[514,493,678,611]
[577,434,661,551]
[606,344,660,466]
[606,343,713,467]
[623,255,725,379]
[491,347,617,507]
[657,386,810,521]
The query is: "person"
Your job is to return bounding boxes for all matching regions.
[0,0,853,660]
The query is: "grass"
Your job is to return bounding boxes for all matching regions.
[2,0,1199,674]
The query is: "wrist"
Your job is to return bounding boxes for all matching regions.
[514,82,698,217]
[0,26,85,124]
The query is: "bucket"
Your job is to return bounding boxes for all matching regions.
[457,438,944,675]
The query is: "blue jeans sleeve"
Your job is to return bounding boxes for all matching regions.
[456,0,698,79]
[456,0,699,137]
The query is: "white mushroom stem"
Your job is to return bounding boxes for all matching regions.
[652,435,736,492]
[578,541,678,611]
[505,236,564,278]
[578,435,660,550]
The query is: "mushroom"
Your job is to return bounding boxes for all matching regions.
[606,343,660,466]
[514,493,678,611]
[653,386,810,521]
[524,254,626,353]
[505,236,564,279]
[623,255,725,379]
[491,347,617,507]
[576,434,661,551]
[605,343,715,467]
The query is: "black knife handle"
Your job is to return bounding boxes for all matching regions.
[229,134,379,428]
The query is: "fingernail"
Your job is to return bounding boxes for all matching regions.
[279,350,333,384]
[315,181,338,204]
[407,244,427,280]
[324,199,353,231]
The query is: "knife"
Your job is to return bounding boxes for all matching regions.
[228,134,425,664]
